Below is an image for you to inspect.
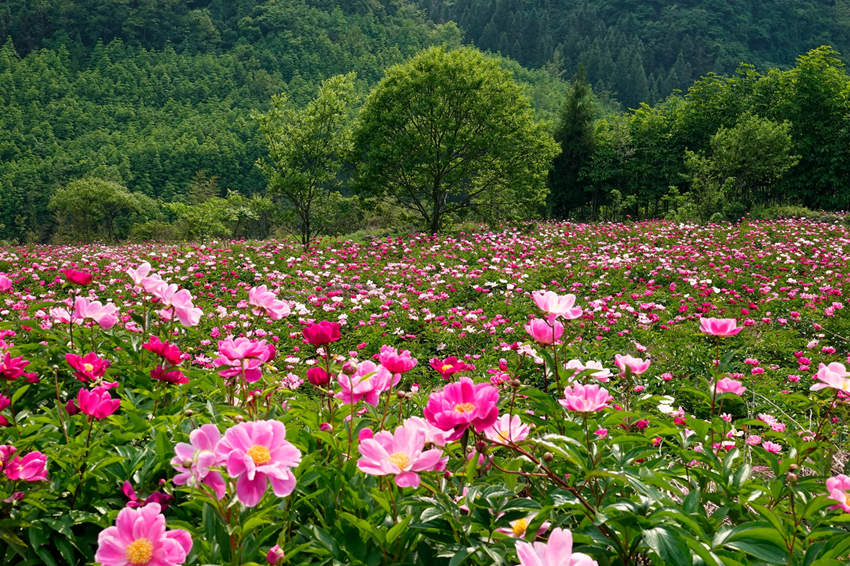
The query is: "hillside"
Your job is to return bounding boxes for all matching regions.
[416,0,850,107]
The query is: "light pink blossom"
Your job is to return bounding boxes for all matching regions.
[171,424,226,499]
[614,354,650,377]
[826,474,850,512]
[248,285,291,320]
[95,503,192,566]
[713,377,746,396]
[484,414,531,444]
[560,383,613,413]
[699,317,743,337]
[531,290,583,320]
[515,527,597,566]
[811,362,850,393]
[524,318,564,345]
[336,360,399,406]
[74,297,118,329]
[357,422,445,488]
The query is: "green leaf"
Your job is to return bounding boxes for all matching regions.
[386,516,411,545]
[644,526,691,565]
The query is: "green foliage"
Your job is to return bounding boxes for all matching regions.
[352,46,559,233]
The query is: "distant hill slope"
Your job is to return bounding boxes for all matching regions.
[415,0,850,107]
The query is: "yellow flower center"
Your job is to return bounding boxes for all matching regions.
[388,451,410,470]
[83,363,94,373]
[497,428,511,442]
[454,402,475,414]
[512,518,529,537]
[125,538,153,564]
[441,364,453,372]
[247,445,271,466]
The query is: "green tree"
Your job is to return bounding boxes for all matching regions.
[549,66,596,218]
[254,72,358,248]
[352,46,559,232]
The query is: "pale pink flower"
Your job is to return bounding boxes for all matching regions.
[515,527,597,566]
[810,362,850,393]
[531,290,583,320]
[336,360,399,406]
[403,416,453,447]
[524,318,564,345]
[378,345,418,374]
[357,422,445,488]
[713,377,746,396]
[95,503,192,566]
[826,474,850,512]
[213,337,275,383]
[745,435,762,446]
[423,377,500,441]
[248,285,291,320]
[762,441,782,454]
[215,420,301,507]
[127,262,153,289]
[156,285,202,327]
[699,317,743,337]
[50,306,82,325]
[564,359,611,382]
[560,383,613,413]
[74,297,118,329]
[614,354,650,377]
[171,424,226,499]
[485,414,531,444]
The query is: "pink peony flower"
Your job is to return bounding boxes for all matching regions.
[4,451,47,482]
[524,318,564,345]
[0,352,35,382]
[0,274,12,292]
[143,336,183,366]
[713,377,746,396]
[95,503,192,566]
[614,354,650,377]
[423,377,500,441]
[378,345,418,374]
[515,527,597,566]
[248,285,291,320]
[810,362,850,393]
[336,360,399,406]
[63,268,92,286]
[151,366,188,385]
[430,356,475,379]
[302,321,341,345]
[484,414,531,444]
[215,420,301,507]
[74,297,118,330]
[699,317,743,337]
[564,359,611,382]
[171,424,226,499]
[127,262,153,289]
[357,422,446,488]
[65,352,110,383]
[266,544,286,565]
[403,416,454,447]
[77,386,120,419]
[762,441,782,454]
[559,383,613,413]
[531,290,583,320]
[826,474,850,512]
[306,366,331,387]
[213,337,275,383]
[154,285,202,327]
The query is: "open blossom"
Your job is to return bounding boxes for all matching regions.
[614,354,650,377]
[215,420,301,507]
[532,290,583,320]
[143,336,183,366]
[74,297,118,330]
[485,414,531,444]
[127,261,153,289]
[811,362,850,393]
[560,383,613,413]
[4,451,48,482]
[0,352,36,382]
[403,416,453,447]
[77,386,120,419]
[66,352,110,383]
[378,345,417,374]
[336,360,399,406]
[758,413,786,432]
[357,421,446,488]
[564,359,611,382]
[713,377,746,396]
[0,274,12,292]
[50,306,82,325]
[248,285,291,320]
[171,424,226,499]
[213,337,275,383]
[699,317,743,337]
[423,377,500,441]
[826,474,850,512]
[302,321,341,345]
[95,503,192,566]
[762,441,782,454]
[524,318,564,345]
[306,366,331,387]
[430,356,475,379]
[63,268,92,285]
[154,284,202,327]
[515,527,597,566]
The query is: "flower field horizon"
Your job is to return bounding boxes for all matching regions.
[0,219,849,565]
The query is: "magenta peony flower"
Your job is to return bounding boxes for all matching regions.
[63,268,92,286]
[560,383,613,413]
[95,503,192,566]
[302,321,341,345]
[65,352,110,383]
[699,317,742,337]
[150,366,188,385]
[485,414,531,445]
[0,444,16,470]
[142,336,183,366]
[811,362,850,393]
[430,356,475,379]
[213,337,275,383]
[266,544,286,565]
[532,290,583,320]
[306,366,331,387]
[215,420,301,507]
[614,354,650,377]
[74,297,118,330]
[171,423,226,499]
[378,345,418,374]
[77,386,120,419]
[248,285,291,320]
[826,474,850,512]
[423,377,500,441]
[515,527,597,566]
[4,451,47,482]
[357,421,446,488]
[0,352,35,382]
[0,274,12,292]
[524,318,564,345]
[336,360,399,406]
[713,377,746,396]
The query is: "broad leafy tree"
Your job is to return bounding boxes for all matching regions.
[352,46,559,233]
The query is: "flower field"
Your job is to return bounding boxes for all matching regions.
[0,219,849,565]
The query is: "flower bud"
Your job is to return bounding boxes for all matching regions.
[266,544,285,565]
[543,452,554,463]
